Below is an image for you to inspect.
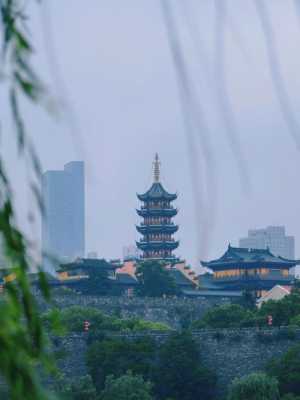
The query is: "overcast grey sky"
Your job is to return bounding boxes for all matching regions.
[2,0,300,268]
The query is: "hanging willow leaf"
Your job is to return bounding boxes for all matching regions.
[14,71,39,101]
[9,86,25,151]
[0,1,52,398]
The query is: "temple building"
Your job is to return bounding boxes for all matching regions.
[136,154,179,261]
[201,245,299,297]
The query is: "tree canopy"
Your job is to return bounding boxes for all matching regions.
[227,372,280,400]
[154,332,216,400]
[100,372,153,400]
[87,337,156,392]
[136,260,178,297]
[267,344,300,397]
[192,304,256,329]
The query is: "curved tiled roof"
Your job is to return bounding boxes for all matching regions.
[201,244,299,269]
[137,182,177,201]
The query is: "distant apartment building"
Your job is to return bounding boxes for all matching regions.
[239,226,295,260]
[42,161,85,270]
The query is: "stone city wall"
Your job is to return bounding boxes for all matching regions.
[40,292,235,329]
[54,327,300,398]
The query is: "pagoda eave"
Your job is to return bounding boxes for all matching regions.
[137,193,177,202]
[136,208,178,217]
[200,260,297,271]
[136,241,179,251]
[136,225,178,234]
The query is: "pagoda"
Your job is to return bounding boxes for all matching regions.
[136,154,179,260]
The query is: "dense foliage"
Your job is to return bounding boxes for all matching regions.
[100,372,153,400]
[42,306,171,334]
[192,288,300,329]
[258,288,300,327]
[136,260,178,297]
[87,337,156,392]
[55,375,98,400]
[154,331,216,400]
[86,331,216,400]
[267,344,300,397]
[192,304,256,329]
[227,372,280,400]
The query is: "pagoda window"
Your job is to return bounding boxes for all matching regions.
[260,268,269,275]
[214,269,241,278]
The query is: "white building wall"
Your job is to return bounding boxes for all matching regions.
[239,226,295,260]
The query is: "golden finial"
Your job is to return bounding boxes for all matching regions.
[153,153,160,182]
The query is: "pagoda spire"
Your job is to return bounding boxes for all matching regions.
[153,153,161,182]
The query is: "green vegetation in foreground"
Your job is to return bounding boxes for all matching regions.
[267,344,300,397]
[85,331,216,400]
[227,372,280,400]
[100,372,153,400]
[226,344,300,400]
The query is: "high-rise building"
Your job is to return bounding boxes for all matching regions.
[239,226,295,260]
[136,154,179,260]
[42,161,85,270]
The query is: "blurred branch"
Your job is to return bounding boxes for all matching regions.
[0,1,51,398]
[160,0,217,260]
[255,0,300,150]
[213,0,250,191]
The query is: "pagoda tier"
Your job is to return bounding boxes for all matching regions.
[136,207,178,218]
[137,182,177,202]
[136,224,178,235]
[136,154,179,260]
[137,240,179,251]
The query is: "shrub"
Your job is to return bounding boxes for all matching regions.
[227,372,280,400]
[100,371,153,400]
[87,337,156,392]
[281,395,300,400]
[267,344,300,396]
[54,375,97,400]
[290,315,300,327]
[193,304,255,329]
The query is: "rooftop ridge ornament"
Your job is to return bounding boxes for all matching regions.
[153,153,161,182]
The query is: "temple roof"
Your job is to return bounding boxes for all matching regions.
[116,273,138,285]
[60,258,118,271]
[137,182,177,201]
[169,269,196,288]
[201,244,300,270]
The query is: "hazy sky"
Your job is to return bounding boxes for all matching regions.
[2,0,300,269]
